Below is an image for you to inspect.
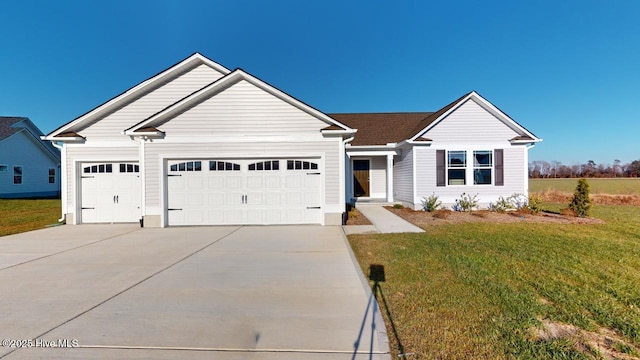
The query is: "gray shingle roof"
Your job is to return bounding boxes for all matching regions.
[0,117,27,140]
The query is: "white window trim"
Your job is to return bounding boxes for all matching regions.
[445,149,495,186]
[472,150,494,186]
[13,165,23,185]
[446,150,467,186]
[49,168,56,184]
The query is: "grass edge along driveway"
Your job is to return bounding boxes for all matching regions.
[0,199,61,237]
[348,204,640,359]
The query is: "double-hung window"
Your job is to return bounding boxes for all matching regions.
[13,166,22,185]
[473,151,492,185]
[447,151,466,185]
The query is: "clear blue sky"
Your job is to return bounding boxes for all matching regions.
[1,0,638,166]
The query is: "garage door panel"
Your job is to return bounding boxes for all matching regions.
[225,176,243,189]
[208,193,225,206]
[187,176,204,189]
[304,175,321,188]
[286,192,302,205]
[81,163,140,224]
[246,175,263,189]
[208,177,224,188]
[224,210,243,224]
[246,191,264,206]
[286,176,302,188]
[187,193,204,206]
[264,192,282,205]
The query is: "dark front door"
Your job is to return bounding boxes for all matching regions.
[353,159,370,197]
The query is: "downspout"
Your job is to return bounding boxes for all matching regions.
[129,136,146,227]
[50,141,66,223]
[342,135,355,224]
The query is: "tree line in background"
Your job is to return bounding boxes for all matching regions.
[529,159,640,178]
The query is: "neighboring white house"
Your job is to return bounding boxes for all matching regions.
[1,117,60,198]
[43,53,541,226]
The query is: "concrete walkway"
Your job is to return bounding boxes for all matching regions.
[344,205,424,234]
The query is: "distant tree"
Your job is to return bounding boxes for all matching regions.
[569,179,591,217]
[570,164,580,178]
[550,160,561,178]
[628,160,640,177]
[613,159,621,178]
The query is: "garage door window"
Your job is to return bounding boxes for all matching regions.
[84,164,113,173]
[287,160,318,170]
[209,161,240,171]
[120,163,140,173]
[170,161,201,172]
[248,160,279,171]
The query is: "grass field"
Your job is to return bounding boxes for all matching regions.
[0,199,61,237]
[530,178,640,195]
[349,204,640,359]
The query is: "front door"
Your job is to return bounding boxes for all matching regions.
[353,159,370,197]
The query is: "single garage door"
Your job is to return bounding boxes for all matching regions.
[167,158,322,225]
[80,162,141,223]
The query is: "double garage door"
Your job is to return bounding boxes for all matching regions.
[167,158,322,226]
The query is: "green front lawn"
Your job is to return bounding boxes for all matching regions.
[0,199,62,237]
[530,178,640,195]
[348,205,640,359]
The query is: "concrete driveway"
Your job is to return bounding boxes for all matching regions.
[0,225,388,359]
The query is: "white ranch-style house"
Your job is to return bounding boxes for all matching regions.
[43,53,541,227]
[1,117,60,198]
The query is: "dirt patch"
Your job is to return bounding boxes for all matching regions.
[536,189,640,206]
[385,207,605,227]
[530,317,640,359]
[345,207,372,225]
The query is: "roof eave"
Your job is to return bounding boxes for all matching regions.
[47,53,231,138]
[127,69,355,134]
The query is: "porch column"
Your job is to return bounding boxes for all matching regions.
[386,153,394,202]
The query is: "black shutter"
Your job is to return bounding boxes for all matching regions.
[495,149,504,186]
[436,150,445,187]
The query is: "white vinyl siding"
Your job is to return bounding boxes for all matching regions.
[369,156,387,198]
[157,80,328,135]
[424,98,520,143]
[143,140,341,214]
[79,64,225,139]
[65,145,139,212]
[393,147,413,204]
[0,131,59,197]
[415,146,526,208]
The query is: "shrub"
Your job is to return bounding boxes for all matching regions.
[489,196,515,213]
[392,203,404,209]
[569,178,592,217]
[527,194,543,214]
[509,193,529,210]
[452,193,479,212]
[421,193,442,212]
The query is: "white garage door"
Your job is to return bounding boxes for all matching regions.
[80,163,141,223]
[167,159,322,226]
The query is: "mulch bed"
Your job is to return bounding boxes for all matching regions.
[385,207,604,227]
[345,207,373,225]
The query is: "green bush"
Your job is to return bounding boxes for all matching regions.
[489,196,515,213]
[569,178,592,217]
[452,193,479,212]
[393,203,404,209]
[421,193,442,212]
[527,194,543,214]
